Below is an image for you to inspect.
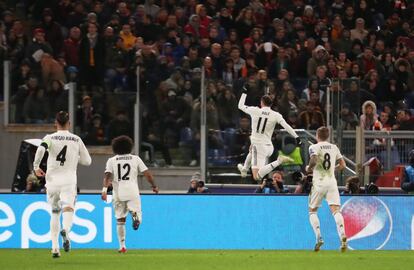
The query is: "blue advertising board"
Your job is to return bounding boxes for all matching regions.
[0,194,413,250]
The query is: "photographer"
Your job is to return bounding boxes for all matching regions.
[342,176,362,194]
[293,171,312,194]
[255,171,288,194]
[401,149,414,194]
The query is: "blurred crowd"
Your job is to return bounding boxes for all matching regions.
[1,0,414,166]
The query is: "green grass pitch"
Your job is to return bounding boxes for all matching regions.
[0,249,412,270]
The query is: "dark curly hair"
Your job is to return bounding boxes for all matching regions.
[111,135,134,155]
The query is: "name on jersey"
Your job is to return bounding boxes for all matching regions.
[320,145,332,150]
[51,135,79,142]
[116,156,132,161]
[261,111,270,116]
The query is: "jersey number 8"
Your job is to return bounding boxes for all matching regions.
[322,153,331,170]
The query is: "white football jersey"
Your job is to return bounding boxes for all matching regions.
[238,93,285,144]
[40,130,91,188]
[309,141,343,186]
[105,154,148,201]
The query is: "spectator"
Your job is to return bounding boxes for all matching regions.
[25,173,45,193]
[357,47,384,75]
[301,77,324,102]
[12,59,33,94]
[379,111,394,130]
[25,28,53,69]
[12,76,40,123]
[307,45,328,77]
[196,180,210,193]
[119,24,136,51]
[343,176,362,194]
[107,110,133,141]
[76,95,95,134]
[161,90,191,144]
[40,53,66,88]
[269,46,291,76]
[184,14,208,39]
[229,46,245,74]
[47,80,67,118]
[360,100,378,130]
[222,57,238,86]
[85,114,106,145]
[187,172,201,193]
[340,103,358,130]
[298,101,325,130]
[23,88,49,123]
[255,171,288,193]
[216,87,239,129]
[39,8,64,57]
[278,89,298,118]
[63,27,81,68]
[350,18,368,42]
[401,150,414,193]
[105,36,129,91]
[79,22,105,89]
[393,110,414,130]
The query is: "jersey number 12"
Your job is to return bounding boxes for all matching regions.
[256,117,268,134]
[117,163,131,181]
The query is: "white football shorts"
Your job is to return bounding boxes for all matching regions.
[47,185,77,212]
[251,143,274,169]
[308,183,341,209]
[113,196,142,222]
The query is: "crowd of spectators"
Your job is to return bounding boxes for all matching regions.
[1,0,414,166]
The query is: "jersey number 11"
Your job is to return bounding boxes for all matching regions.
[256,117,268,134]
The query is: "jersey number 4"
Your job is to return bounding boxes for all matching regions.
[117,164,131,181]
[56,145,67,166]
[256,117,268,134]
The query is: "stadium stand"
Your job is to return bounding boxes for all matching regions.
[1,0,414,188]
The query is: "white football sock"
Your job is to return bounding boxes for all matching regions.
[243,152,252,171]
[50,212,61,251]
[333,211,346,239]
[117,222,126,249]
[62,211,74,233]
[309,211,321,241]
[257,159,282,179]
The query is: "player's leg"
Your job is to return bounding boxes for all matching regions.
[327,187,347,252]
[60,185,77,252]
[238,147,252,178]
[127,197,142,231]
[114,201,128,253]
[251,145,267,181]
[47,190,61,258]
[258,146,293,178]
[308,186,325,251]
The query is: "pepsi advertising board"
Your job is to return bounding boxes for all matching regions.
[0,194,413,250]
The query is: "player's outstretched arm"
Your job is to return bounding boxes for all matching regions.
[79,139,92,166]
[33,138,49,177]
[278,118,300,144]
[143,170,159,193]
[101,172,112,201]
[238,91,250,114]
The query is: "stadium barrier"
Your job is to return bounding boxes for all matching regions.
[0,193,413,250]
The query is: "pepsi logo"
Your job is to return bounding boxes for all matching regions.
[341,197,393,250]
